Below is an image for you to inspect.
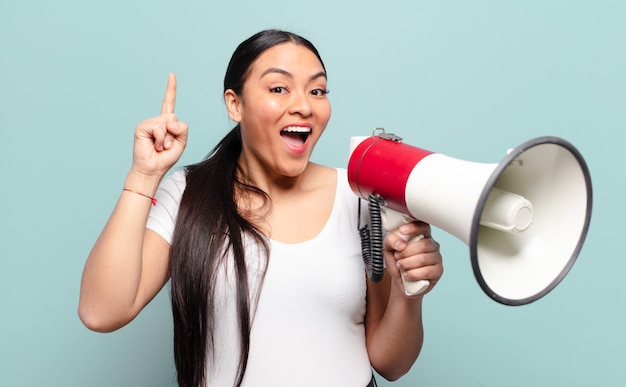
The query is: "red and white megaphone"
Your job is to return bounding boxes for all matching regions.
[348,128,592,305]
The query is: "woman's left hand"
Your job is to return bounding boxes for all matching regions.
[383,221,443,298]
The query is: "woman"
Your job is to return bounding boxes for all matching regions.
[79,29,443,387]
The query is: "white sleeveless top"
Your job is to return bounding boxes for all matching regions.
[147,168,373,387]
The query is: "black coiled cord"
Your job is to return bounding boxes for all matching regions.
[358,194,385,283]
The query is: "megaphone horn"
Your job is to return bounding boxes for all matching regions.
[348,128,592,306]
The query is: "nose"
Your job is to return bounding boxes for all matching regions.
[288,90,312,117]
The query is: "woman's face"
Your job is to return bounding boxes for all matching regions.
[225,42,331,181]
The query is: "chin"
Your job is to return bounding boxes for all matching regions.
[281,161,310,178]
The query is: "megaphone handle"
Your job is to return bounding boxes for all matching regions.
[393,233,430,296]
[382,209,431,297]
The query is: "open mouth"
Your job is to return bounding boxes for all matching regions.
[280,126,311,147]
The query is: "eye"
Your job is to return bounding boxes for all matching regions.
[270,86,288,94]
[310,88,329,97]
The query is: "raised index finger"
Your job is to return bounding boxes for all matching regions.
[160,72,177,115]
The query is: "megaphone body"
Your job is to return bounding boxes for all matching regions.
[348,129,592,306]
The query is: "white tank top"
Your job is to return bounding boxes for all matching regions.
[147,168,372,387]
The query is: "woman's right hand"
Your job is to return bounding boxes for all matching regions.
[131,73,188,178]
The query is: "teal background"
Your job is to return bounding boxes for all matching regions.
[1,0,624,386]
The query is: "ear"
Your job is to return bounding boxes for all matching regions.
[224,89,242,123]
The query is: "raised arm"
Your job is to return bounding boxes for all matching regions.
[364,221,443,381]
[78,73,188,332]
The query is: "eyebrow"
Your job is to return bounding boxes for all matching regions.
[261,67,327,81]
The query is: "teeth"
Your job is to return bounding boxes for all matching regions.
[282,126,311,133]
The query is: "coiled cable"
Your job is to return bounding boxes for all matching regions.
[358,194,385,282]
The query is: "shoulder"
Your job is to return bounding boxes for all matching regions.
[304,164,352,197]
[164,169,187,187]
[331,167,351,197]
[156,169,187,199]
[147,169,187,244]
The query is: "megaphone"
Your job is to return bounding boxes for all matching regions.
[348,128,592,306]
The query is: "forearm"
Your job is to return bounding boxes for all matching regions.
[366,220,442,379]
[367,283,425,381]
[78,172,162,331]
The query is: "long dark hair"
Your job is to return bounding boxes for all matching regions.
[169,30,326,387]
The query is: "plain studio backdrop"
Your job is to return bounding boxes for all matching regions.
[1,1,624,386]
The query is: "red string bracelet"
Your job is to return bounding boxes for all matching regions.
[123,188,157,206]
